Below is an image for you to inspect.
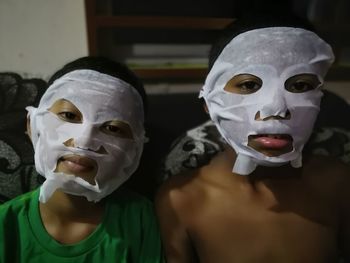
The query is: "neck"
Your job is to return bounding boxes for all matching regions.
[38,190,106,244]
[224,146,302,181]
[39,190,105,223]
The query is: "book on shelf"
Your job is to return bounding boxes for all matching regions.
[125,57,208,69]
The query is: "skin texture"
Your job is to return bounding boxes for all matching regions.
[26,98,134,244]
[156,146,350,262]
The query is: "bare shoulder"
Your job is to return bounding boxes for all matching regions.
[304,154,350,194]
[156,150,230,209]
[305,154,349,177]
[155,169,208,262]
[156,150,233,222]
[307,156,350,260]
[155,169,204,215]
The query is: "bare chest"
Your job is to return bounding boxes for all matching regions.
[184,182,339,263]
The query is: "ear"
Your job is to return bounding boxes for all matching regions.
[203,103,209,114]
[26,116,32,142]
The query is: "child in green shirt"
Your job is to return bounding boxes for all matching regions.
[0,56,163,263]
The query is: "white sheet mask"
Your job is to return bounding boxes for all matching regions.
[200,27,334,175]
[27,69,145,202]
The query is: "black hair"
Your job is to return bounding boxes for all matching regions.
[209,13,318,70]
[48,56,147,115]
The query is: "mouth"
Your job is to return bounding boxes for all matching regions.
[248,134,293,156]
[57,155,97,174]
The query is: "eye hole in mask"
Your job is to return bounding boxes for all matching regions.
[100,120,134,140]
[49,99,83,123]
[224,74,262,94]
[49,99,134,140]
[285,74,321,93]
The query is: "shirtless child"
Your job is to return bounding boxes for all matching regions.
[156,17,350,262]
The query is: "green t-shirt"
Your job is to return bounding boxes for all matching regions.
[0,188,164,263]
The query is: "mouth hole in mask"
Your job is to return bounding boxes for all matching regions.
[248,134,293,157]
[55,154,98,185]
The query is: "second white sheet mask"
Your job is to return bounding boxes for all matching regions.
[200,27,334,175]
[27,69,145,202]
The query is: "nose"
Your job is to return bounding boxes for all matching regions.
[255,110,291,121]
[256,89,290,121]
[64,124,107,154]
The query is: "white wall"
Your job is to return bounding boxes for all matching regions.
[0,0,88,80]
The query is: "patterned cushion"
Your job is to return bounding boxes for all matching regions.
[0,73,46,203]
[161,122,350,180]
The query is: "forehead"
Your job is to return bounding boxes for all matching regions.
[51,81,135,107]
[219,27,322,71]
[40,70,144,123]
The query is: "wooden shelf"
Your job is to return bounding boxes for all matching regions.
[132,67,208,81]
[93,16,234,30]
[85,0,234,82]
[85,0,350,82]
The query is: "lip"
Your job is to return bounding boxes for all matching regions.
[248,134,293,156]
[58,155,97,173]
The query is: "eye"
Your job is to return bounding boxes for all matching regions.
[57,111,81,123]
[287,81,316,93]
[49,99,83,123]
[100,121,134,139]
[224,74,262,94]
[288,82,314,93]
[237,81,261,93]
[285,74,320,93]
[103,124,121,134]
